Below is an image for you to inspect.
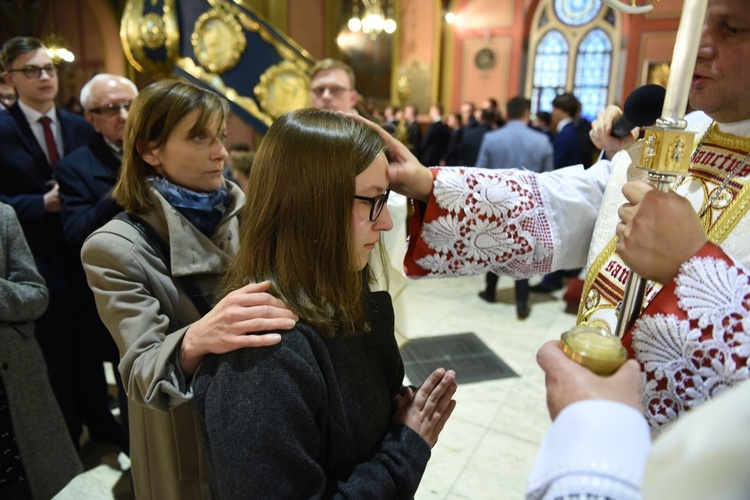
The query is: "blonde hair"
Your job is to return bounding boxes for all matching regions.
[112,79,229,213]
[222,109,386,338]
[310,58,356,88]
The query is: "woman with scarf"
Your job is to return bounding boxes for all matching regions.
[81,80,297,499]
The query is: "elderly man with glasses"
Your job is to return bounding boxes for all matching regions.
[53,74,140,456]
[0,37,120,454]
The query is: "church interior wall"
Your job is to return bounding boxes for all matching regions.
[0,0,690,132]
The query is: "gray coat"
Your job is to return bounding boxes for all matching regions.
[475,120,554,172]
[82,183,244,500]
[0,202,82,498]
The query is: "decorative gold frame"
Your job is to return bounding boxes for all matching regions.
[191,6,246,74]
[121,0,180,76]
[253,60,312,120]
[645,60,670,87]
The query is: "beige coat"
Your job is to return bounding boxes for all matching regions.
[0,203,82,498]
[82,184,244,500]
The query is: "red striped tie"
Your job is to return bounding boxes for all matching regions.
[38,116,60,167]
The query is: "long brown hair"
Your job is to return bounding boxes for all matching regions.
[222,109,387,338]
[112,79,230,213]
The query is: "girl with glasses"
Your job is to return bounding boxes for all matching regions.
[193,108,457,499]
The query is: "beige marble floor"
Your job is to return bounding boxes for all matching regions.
[54,274,576,500]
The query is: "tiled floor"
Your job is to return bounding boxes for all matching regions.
[54,273,577,500]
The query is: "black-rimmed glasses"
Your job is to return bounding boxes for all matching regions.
[88,101,132,117]
[6,64,57,80]
[355,189,390,222]
[311,86,352,97]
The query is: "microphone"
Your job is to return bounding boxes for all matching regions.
[610,84,666,138]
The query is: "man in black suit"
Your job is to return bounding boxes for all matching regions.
[404,104,421,158]
[420,103,451,166]
[460,109,496,166]
[56,74,138,453]
[0,37,123,450]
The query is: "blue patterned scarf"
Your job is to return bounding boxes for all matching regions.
[148,177,232,237]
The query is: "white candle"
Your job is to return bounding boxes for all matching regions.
[661,0,709,125]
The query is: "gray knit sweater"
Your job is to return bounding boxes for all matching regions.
[193,290,431,499]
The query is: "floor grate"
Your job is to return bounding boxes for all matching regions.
[400,332,518,386]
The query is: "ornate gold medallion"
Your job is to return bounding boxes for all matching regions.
[140,12,167,49]
[191,6,246,74]
[253,60,311,120]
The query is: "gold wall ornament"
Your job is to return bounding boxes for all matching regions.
[140,12,167,49]
[253,61,311,120]
[121,0,180,76]
[191,6,246,74]
[396,75,410,106]
[474,48,496,71]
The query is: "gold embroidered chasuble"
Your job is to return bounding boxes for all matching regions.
[579,122,750,335]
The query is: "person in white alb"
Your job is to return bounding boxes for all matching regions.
[362,0,750,434]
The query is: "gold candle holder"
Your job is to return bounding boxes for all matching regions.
[560,325,627,376]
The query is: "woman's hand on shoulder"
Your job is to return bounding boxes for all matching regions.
[180,281,298,377]
[392,368,457,447]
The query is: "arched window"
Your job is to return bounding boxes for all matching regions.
[527,0,620,121]
[532,30,569,116]
[574,28,613,120]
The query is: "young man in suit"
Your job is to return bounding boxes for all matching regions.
[0,36,122,451]
[550,93,586,170]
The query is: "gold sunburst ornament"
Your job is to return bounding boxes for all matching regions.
[253,60,312,120]
[140,12,167,49]
[191,6,246,74]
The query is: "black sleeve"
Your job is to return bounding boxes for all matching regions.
[194,339,430,500]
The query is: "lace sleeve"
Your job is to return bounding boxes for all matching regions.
[633,242,750,430]
[404,164,609,279]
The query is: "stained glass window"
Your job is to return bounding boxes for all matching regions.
[554,0,602,26]
[528,0,618,121]
[531,30,569,116]
[574,28,613,121]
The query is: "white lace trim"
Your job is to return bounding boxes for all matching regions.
[416,169,556,279]
[633,255,750,430]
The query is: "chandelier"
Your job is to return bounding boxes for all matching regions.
[44,33,75,64]
[347,0,397,40]
[43,1,75,64]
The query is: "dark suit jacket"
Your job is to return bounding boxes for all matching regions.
[442,127,464,165]
[420,120,451,166]
[553,121,584,170]
[0,103,94,290]
[56,133,123,362]
[406,121,421,158]
[56,133,122,255]
[460,124,493,167]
